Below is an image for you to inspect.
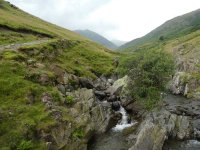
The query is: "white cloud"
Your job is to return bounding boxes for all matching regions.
[7,0,200,41]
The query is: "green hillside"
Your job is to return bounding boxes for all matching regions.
[119,9,200,51]
[117,8,200,104]
[0,1,118,149]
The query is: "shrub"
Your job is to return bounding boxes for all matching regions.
[120,49,174,109]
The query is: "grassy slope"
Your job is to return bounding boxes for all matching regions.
[117,9,200,99]
[119,9,200,51]
[0,0,118,149]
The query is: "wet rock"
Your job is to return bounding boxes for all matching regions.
[112,101,121,111]
[105,112,122,132]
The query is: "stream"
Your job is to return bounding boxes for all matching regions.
[163,139,200,150]
[88,93,200,150]
[88,106,134,150]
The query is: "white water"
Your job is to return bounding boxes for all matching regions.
[112,106,134,132]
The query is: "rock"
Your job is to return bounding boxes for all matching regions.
[41,93,53,103]
[94,78,107,90]
[105,112,122,132]
[94,90,106,100]
[79,77,94,89]
[106,75,129,96]
[112,101,121,111]
[170,72,187,95]
[107,95,118,102]
[46,142,52,150]
[57,84,66,95]
[108,79,114,85]
[128,109,193,150]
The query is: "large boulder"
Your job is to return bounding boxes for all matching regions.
[79,77,94,89]
[128,109,192,150]
[46,88,122,150]
[106,75,129,96]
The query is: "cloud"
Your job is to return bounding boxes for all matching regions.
[7,0,200,41]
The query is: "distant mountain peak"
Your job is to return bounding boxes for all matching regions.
[74,29,117,50]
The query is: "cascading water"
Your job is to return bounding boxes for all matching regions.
[112,105,134,132]
[88,104,135,150]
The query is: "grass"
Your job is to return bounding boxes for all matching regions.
[0,1,120,149]
[119,9,200,51]
[117,19,200,103]
[0,60,57,149]
[0,0,87,40]
[0,29,42,45]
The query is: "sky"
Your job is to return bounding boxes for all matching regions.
[7,0,200,41]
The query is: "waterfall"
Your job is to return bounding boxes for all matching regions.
[112,106,134,132]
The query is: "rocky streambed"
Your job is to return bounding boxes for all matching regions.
[87,76,200,150]
[52,73,200,150]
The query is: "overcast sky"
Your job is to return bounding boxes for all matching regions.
[7,0,200,41]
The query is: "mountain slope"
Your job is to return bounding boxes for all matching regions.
[119,9,200,51]
[0,1,119,149]
[75,29,117,49]
[111,39,127,47]
[117,8,200,100]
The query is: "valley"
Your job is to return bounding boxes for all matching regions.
[0,0,200,150]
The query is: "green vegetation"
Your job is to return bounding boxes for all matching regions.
[119,9,200,51]
[66,95,74,104]
[72,128,84,139]
[0,1,119,149]
[118,49,174,109]
[0,60,58,149]
[17,140,33,150]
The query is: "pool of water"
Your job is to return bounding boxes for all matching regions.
[163,139,200,150]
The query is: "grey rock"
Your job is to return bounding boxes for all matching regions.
[128,109,192,150]
[107,95,118,102]
[57,84,66,95]
[112,101,121,111]
[79,77,94,89]
[94,90,107,100]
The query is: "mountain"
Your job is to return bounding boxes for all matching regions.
[0,1,119,149]
[119,9,200,51]
[111,39,127,47]
[75,29,117,49]
[117,8,200,101]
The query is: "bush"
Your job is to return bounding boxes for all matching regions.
[120,49,174,109]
